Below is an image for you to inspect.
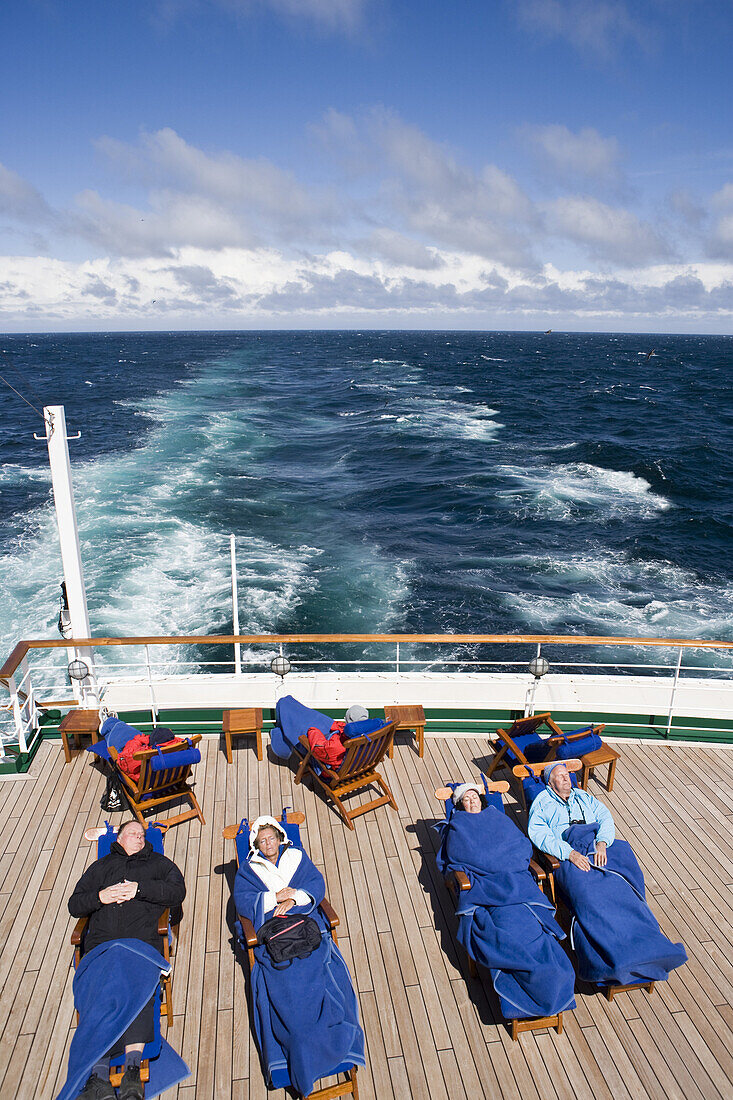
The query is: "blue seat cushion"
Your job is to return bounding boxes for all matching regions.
[149,747,201,772]
[555,728,602,758]
[505,730,546,764]
[343,718,385,739]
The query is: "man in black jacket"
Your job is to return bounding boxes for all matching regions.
[67,820,186,1100]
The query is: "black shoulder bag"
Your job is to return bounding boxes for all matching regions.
[257,913,322,964]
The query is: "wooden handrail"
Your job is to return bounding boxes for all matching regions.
[2,632,733,685]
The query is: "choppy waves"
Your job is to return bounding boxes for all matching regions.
[1,329,732,692]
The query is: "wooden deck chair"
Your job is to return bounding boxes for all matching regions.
[513,761,656,1002]
[293,720,397,829]
[223,810,360,1100]
[487,713,606,806]
[108,735,205,829]
[433,780,565,1039]
[70,823,177,1090]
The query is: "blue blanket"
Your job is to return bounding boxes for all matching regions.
[435,807,576,1019]
[55,939,189,1100]
[233,849,365,1095]
[269,695,333,760]
[555,824,688,987]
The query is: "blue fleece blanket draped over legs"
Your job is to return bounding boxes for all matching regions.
[555,824,688,987]
[233,849,365,1096]
[55,939,189,1100]
[435,806,576,1019]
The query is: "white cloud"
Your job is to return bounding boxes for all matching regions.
[525,124,622,182]
[514,0,647,56]
[545,195,670,264]
[0,162,53,222]
[0,247,731,331]
[705,183,733,260]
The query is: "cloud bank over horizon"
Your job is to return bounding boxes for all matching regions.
[1,1,731,331]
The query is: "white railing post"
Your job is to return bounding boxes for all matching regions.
[18,655,39,739]
[396,642,400,674]
[524,644,542,717]
[666,647,684,737]
[230,534,241,675]
[7,670,27,753]
[145,645,158,727]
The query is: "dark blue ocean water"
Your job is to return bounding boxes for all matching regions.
[1,331,732,666]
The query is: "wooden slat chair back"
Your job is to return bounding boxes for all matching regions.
[294,721,398,829]
[222,812,360,1100]
[109,734,205,829]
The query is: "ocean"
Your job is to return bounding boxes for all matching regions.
[1,330,732,684]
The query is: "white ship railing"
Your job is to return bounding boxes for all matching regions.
[2,633,733,757]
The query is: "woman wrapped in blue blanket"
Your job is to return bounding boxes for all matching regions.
[528,762,687,988]
[233,816,365,1097]
[435,783,576,1020]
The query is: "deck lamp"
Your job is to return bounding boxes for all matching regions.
[525,654,549,717]
[528,655,550,679]
[67,659,89,682]
[270,655,291,679]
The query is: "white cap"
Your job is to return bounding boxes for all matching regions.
[452,782,482,806]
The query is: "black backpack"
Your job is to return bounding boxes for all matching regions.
[257,914,322,964]
[100,773,126,813]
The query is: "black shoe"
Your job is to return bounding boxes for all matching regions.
[75,1075,116,1100]
[118,1064,144,1100]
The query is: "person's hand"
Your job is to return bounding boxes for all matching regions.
[594,842,607,868]
[275,887,297,903]
[98,880,137,904]
[569,850,591,872]
[273,897,295,917]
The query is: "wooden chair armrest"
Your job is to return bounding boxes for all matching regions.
[71,917,88,945]
[319,899,340,930]
[239,914,258,949]
[533,848,560,873]
[222,823,240,840]
[528,859,546,882]
[452,870,471,892]
[158,908,170,937]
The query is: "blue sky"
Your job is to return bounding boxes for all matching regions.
[1,0,732,331]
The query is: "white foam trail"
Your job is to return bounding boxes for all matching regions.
[502,549,733,646]
[393,396,502,442]
[497,463,670,520]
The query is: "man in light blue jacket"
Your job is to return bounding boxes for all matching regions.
[528,761,615,872]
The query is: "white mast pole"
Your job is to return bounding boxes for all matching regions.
[230,534,242,675]
[42,405,97,706]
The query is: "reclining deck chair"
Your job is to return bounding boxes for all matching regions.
[487,713,606,807]
[223,810,361,1100]
[434,778,568,1039]
[513,761,664,1001]
[70,823,177,1092]
[294,720,398,829]
[107,733,205,830]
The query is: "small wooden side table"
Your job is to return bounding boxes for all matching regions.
[58,709,100,764]
[223,708,263,763]
[579,744,620,792]
[384,705,426,758]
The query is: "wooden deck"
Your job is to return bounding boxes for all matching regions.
[1,733,732,1100]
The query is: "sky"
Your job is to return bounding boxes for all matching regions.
[0,0,732,332]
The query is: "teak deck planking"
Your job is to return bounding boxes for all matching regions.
[0,735,731,1100]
